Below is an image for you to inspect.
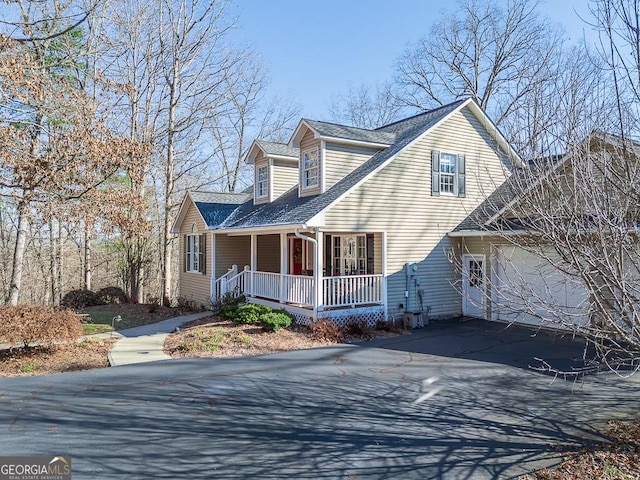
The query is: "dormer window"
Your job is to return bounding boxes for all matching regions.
[302,147,319,189]
[256,165,268,198]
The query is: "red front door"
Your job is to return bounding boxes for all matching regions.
[291,238,303,275]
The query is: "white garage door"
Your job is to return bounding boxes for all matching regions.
[493,246,589,329]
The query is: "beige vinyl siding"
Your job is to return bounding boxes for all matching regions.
[178,200,212,307]
[299,129,322,197]
[257,234,280,272]
[324,143,380,189]
[272,160,298,199]
[215,235,250,277]
[253,156,270,205]
[323,106,509,319]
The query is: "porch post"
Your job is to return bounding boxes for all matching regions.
[314,230,323,317]
[382,231,388,321]
[210,233,216,302]
[250,234,257,297]
[280,232,287,303]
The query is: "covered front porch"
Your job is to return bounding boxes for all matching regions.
[211,230,387,324]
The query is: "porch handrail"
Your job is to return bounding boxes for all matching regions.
[216,265,248,299]
[323,274,383,308]
[214,265,238,299]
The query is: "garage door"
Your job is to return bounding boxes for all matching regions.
[493,246,589,329]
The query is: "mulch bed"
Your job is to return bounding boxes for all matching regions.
[521,421,640,479]
[0,339,115,378]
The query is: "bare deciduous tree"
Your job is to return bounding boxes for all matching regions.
[328,82,403,129]
[395,0,564,127]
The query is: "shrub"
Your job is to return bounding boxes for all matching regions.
[218,304,239,320]
[234,304,271,324]
[0,305,83,348]
[311,318,343,342]
[61,289,100,309]
[213,292,246,309]
[343,319,368,337]
[96,286,129,305]
[260,311,293,332]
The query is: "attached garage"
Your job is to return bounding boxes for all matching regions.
[492,246,589,329]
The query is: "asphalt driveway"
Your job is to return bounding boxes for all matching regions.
[0,318,637,479]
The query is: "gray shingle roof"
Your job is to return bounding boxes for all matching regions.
[189,191,252,228]
[255,140,298,158]
[304,119,396,145]
[191,99,468,231]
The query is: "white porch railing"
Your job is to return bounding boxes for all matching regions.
[323,274,384,308]
[215,265,249,300]
[253,271,281,301]
[214,265,238,300]
[282,274,314,306]
[216,269,383,309]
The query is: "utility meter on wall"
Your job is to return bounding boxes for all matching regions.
[405,263,419,276]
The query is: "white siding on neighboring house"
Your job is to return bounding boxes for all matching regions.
[178,199,212,306]
[324,143,380,190]
[323,106,509,319]
[272,160,298,199]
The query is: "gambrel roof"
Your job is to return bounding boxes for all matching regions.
[178,98,520,233]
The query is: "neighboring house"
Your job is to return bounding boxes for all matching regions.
[171,98,518,325]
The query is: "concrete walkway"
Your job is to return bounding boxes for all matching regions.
[108,311,212,366]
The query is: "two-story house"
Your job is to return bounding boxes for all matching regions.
[171,98,518,325]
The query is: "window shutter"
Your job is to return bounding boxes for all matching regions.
[183,235,188,272]
[431,150,440,196]
[457,154,466,197]
[324,235,332,276]
[366,234,374,274]
[199,234,207,274]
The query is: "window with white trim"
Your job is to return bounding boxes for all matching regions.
[184,224,206,274]
[431,150,466,197]
[302,147,319,188]
[439,153,457,194]
[256,165,268,198]
[332,235,367,276]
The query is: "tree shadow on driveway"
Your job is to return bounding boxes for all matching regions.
[0,342,636,479]
[355,317,595,375]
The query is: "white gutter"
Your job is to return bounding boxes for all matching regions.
[448,229,529,237]
[295,228,321,317]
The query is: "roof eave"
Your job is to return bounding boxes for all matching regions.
[210,223,308,235]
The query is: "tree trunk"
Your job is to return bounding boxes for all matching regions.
[84,220,92,291]
[9,197,28,305]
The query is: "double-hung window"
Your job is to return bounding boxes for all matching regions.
[439,153,457,194]
[302,147,319,189]
[184,224,206,274]
[431,150,466,197]
[256,165,268,198]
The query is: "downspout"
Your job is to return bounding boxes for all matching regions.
[295,228,320,318]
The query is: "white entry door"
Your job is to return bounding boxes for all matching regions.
[463,254,486,318]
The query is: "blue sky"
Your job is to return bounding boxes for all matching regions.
[229,1,596,121]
